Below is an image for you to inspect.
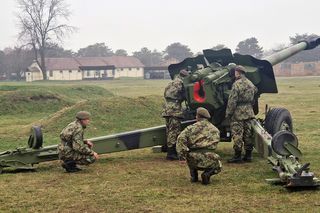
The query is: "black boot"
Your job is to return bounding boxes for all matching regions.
[201,167,221,185]
[190,169,198,183]
[242,150,252,162]
[227,150,242,163]
[62,160,81,173]
[166,146,179,160]
[161,144,168,152]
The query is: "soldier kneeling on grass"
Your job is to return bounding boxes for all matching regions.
[177,107,222,185]
[58,111,99,173]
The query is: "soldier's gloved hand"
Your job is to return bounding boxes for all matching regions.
[85,140,94,148]
[93,152,99,160]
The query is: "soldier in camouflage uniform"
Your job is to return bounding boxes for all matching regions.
[226,65,258,163]
[58,111,99,172]
[177,107,222,185]
[162,70,189,160]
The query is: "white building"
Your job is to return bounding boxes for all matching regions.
[26,56,144,82]
[26,61,44,82]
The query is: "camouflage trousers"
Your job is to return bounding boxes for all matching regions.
[58,144,96,165]
[165,117,182,148]
[231,119,253,152]
[187,151,222,171]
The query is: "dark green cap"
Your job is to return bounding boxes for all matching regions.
[196,107,211,119]
[76,111,91,120]
[235,65,246,73]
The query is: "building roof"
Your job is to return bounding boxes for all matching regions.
[43,56,144,71]
[27,60,42,72]
[101,56,144,68]
[45,58,80,70]
[75,57,108,67]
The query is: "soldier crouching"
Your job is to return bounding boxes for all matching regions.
[58,111,99,172]
[177,107,222,185]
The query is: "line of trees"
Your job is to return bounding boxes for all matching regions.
[1,33,319,80]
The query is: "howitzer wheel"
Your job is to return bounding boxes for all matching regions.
[28,126,43,149]
[265,108,293,136]
[271,130,298,157]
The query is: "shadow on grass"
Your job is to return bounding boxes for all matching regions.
[0,168,36,174]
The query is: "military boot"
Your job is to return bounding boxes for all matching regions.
[190,169,198,183]
[166,146,179,160]
[161,144,168,152]
[62,160,81,173]
[242,150,253,162]
[201,167,221,185]
[227,150,242,163]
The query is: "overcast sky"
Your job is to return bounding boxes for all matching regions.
[0,0,319,54]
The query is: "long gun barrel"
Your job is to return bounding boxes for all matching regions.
[264,38,320,65]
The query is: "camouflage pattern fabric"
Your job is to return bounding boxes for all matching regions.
[225,75,257,121]
[58,120,95,165]
[162,75,185,118]
[226,75,256,152]
[186,152,222,171]
[231,120,253,152]
[177,119,222,170]
[165,117,182,148]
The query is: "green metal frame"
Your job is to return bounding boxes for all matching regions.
[0,120,195,172]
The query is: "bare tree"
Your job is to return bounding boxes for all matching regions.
[16,0,75,79]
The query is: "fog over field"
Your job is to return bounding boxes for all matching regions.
[1,0,319,53]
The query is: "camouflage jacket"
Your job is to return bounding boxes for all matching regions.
[226,75,257,121]
[177,119,220,159]
[162,75,185,118]
[60,120,93,155]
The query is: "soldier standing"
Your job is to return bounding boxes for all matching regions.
[226,65,257,163]
[58,111,99,172]
[162,70,189,160]
[177,107,222,185]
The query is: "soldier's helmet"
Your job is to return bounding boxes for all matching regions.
[179,69,189,77]
[76,111,91,120]
[235,65,246,73]
[196,107,211,119]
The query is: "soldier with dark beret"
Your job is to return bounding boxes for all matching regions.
[162,69,189,160]
[177,107,222,185]
[58,111,99,172]
[226,65,258,163]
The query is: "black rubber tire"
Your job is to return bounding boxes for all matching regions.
[28,126,43,149]
[264,108,293,136]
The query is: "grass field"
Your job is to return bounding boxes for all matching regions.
[0,77,319,212]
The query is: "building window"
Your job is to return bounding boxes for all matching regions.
[78,70,81,73]
[87,71,90,77]
[49,70,53,77]
[60,70,63,73]
[304,63,315,71]
[121,68,124,71]
[69,70,72,73]
[129,68,132,71]
[28,73,31,75]
[137,68,140,71]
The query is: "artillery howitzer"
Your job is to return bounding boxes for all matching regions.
[1,38,320,188]
[168,37,320,187]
